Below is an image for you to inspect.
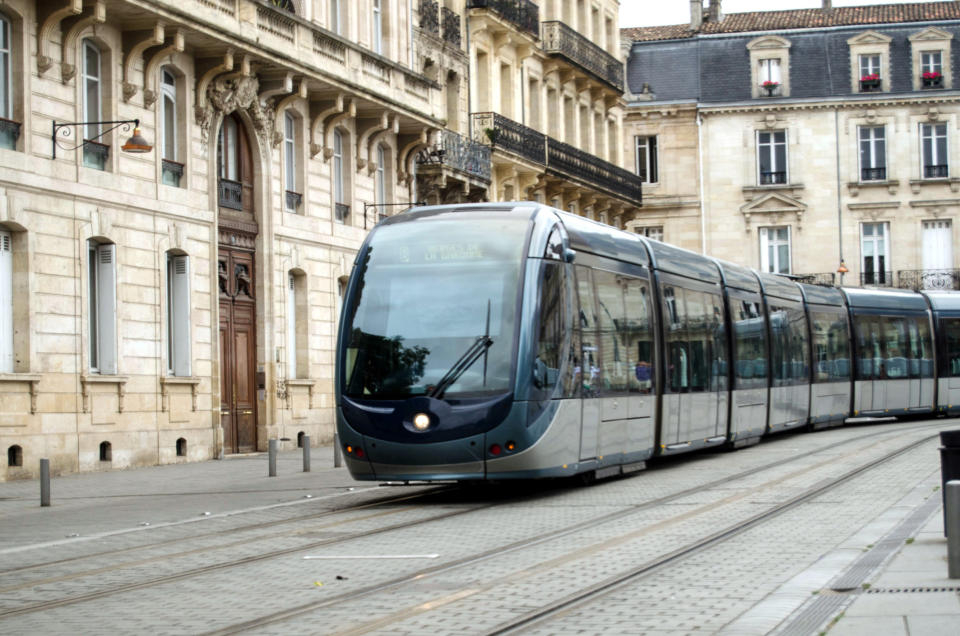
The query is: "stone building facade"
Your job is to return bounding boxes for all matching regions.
[623,0,960,290]
[1,0,638,480]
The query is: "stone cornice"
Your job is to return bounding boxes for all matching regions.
[698,94,960,116]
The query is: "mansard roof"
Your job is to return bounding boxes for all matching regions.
[623,1,960,42]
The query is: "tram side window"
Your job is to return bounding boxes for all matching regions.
[855,316,878,380]
[770,304,809,386]
[914,317,934,378]
[733,298,766,389]
[882,317,909,379]
[942,318,960,377]
[708,292,728,393]
[661,284,689,393]
[534,262,566,394]
[576,266,601,397]
[685,290,710,392]
[595,270,629,395]
[624,278,654,394]
[811,311,849,382]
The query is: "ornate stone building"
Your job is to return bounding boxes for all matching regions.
[0,0,458,479]
[624,0,960,290]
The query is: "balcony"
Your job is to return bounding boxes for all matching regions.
[861,270,893,287]
[472,112,546,166]
[861,167,886,181]
[859,76,881,93]
[467,0,539,40]
[335,202,350,223]
[285,190,302,211]
[547,138,643,204]
[441,7,462,47]
[419,0,439,35]
[924,164,949,179]
[897,269,960,291]
[218,178,243,210]
[417,129,492,182]
[922,73,943,89]
[0,117,21,150]
[162,159,184,187]
[540,21,623,93]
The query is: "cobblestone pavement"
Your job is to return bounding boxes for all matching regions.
[0,420,956,635]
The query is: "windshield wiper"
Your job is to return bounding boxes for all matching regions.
[428,335,493,399]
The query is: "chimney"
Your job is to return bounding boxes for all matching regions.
[823,0,833,10]
[708,0,723,23]
[690,0,703,30]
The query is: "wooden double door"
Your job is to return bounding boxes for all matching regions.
[219,245,258,453]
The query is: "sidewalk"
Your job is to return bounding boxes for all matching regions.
[0,445,364,552]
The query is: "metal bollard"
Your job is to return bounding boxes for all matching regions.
[40,458,50,507]
[302,435,311,472]
[948,480,960,579]
[333,432,342,468]
[268,439,278,477]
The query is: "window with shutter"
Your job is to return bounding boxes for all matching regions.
[0,229,12,372]
[89,241,117,374]
[287,273,297,378]
[167,253,191,376]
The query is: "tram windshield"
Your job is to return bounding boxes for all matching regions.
[342,214,530,400]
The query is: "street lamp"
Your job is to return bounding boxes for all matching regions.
[51,119,152,159]
[837,259,849,286]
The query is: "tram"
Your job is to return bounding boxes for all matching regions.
[335,203,954,482]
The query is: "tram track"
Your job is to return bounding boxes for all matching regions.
[199,422,940,635]
[0,421,940,627]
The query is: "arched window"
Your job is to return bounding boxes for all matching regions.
[0,228,10,372]
[375,144,386,219]
[82,40,105,170]
[283,111,301,212]
[160,68,182,187]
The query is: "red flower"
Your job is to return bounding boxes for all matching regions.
[860,73,880,81]
[923,71,942,80]
[762,80,779,87]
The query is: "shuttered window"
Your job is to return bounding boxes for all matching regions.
[167,253,191,376]
[0,229,11,372]
[88,241,117,374]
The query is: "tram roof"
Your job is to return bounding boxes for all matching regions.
[841,287,928,311]
[921,290,960,311]
[643,240,721,283]
[558,211,650,266]
[798,283,846,307]
[756,272,803,302]
[713,259,760,293]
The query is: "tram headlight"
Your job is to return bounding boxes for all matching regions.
[412,413,431,431]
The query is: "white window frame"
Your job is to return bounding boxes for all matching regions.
[166,253,191,377]
[218,116,238,181]
[372,0,382,55]
[283,111,297,211]
[759,226,792,275]
[861,221,891,285]
[922,50,943,75]
[287,272,297,379]
[330,0,342,35]
[333,129,346,223]
[757,130,788,185]
[921,122,949,179]
[859,54,881,78]
[858,125,886,182]
[88,240,117,374]
[636,225,664,242]
[82,40,104,170]
[161,69,177,162]
[635,135,658,184]
[375,144,386,217]
[0,229,11,373]
[0,15,10,120]
[759,58,781,85]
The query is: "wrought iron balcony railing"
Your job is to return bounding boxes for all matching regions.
[897,269,960,291]
[759,170,787,185]
[442,7,462,47]
[285,190,302,211]
[218,178,243,210]
[793,272,837,286]
[417,129,492,182]
[467,0,539,39]
[861,167,886,181]
[861,270,893,287]
[162,159,184,187]
[419,0,439,35]
[547,137,643,204]
[924,164,949,178]
[540,21,623,92]
[335,202,350,223]
[472,112,546,166]
[82,140,110,171]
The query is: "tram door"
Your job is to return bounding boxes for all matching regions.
[576,266,600,461]
[219,245,258,453]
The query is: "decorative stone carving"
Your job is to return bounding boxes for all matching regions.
[196,75,276,148]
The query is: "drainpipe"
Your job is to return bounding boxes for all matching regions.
[697,111,707,255]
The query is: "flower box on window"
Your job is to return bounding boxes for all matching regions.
[860,74,881,92]
[761,80,780,96]
[922,71,943,89]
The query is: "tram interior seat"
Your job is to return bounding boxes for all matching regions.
[910,358,920,376]
[922,358,934,376]
[818,360,834,377]
[834,358,850,378]
[737,360,753,379]
[860,358,873,377]
[753,359,767,377]
[952,358,960,375]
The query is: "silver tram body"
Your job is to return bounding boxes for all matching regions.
[335,203,951,482]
